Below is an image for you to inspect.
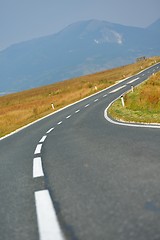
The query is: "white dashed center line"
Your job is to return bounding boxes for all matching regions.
[85,104,90,108]
[127,77,139,84]
[46,128,54,134]
[75,109,80,113]
[32,64,160,240]
[33,157,44,178]
[39,135,47,143]
[109,85,126,93]
[34,144,42,155]
[66,115,71,119]
[34,190,64,240]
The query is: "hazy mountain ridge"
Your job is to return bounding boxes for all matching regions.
[0,19,160,93]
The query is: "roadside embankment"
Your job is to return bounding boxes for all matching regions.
[108,71,160,124]
[0,56,160,137]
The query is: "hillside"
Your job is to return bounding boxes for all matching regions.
[0,57,159,138]
[0,19,160,94]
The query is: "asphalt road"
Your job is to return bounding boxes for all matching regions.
[0,63,160,240]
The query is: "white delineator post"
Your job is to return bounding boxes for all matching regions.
[131,85,134,92]
[121,95,125,107]
[51,103,54,110]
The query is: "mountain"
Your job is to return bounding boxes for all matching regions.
[147,19,160,33]
[0,19,160,93]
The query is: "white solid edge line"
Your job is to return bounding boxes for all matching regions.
[1,63,159,141]
[34,144,42,154]
[33,157,44,178]
[104,94,160,129]
[39,136,47,143]
[0,74,130,141]
[34,190,64,240]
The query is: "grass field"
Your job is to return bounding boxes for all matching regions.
[0,56,160,137]
[108,69,160,124]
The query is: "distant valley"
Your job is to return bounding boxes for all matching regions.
[0,19,160,93]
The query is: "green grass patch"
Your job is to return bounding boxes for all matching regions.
[109,71,160,124]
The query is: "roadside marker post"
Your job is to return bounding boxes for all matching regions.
[121,95,125,107]
[51,103,54,110]
[131,85,134,92]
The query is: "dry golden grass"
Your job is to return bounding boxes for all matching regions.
[0,56,160,137]
[109,67,160,124]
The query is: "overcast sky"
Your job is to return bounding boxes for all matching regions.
[0,0,160,51]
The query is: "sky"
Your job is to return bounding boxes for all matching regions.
[0,0,160,51]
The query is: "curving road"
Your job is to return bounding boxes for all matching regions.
[0,63,160,240]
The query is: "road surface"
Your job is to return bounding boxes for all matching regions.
[0,63,160,240]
